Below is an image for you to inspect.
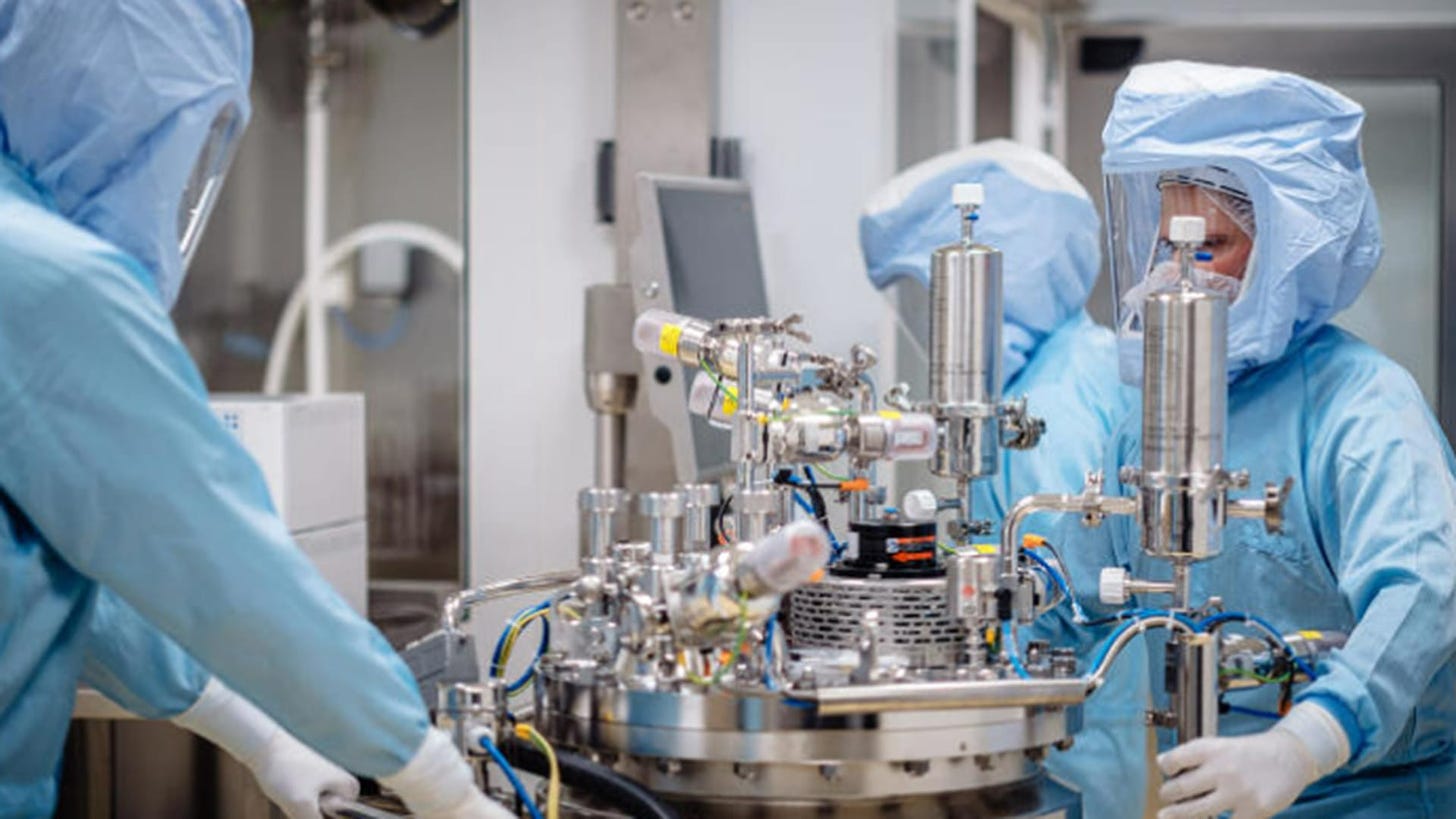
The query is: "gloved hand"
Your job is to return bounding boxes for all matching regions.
[1156,701,1351,819]
[380,727,518,819]
[172,678,359,819]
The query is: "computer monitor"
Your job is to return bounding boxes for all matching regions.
[629,174,771,481]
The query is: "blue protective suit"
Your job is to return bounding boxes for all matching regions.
[1050,61,1456,816]
[79,589,211,720]
[0,2,429,814]
[860,140,1147,819]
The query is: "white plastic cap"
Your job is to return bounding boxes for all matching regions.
[952,182,984,208]
[1168,215,1206,245]
[1099,566,1130,606]
[633,308,687,358]
[902,489,939,522]
[884,412,938,461]
[741,520,830,593]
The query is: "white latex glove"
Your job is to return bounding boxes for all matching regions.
[380,727,517,819]
[1157,702,1351,819]
[172,678,359,819]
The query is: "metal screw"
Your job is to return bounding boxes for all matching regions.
[626,1,649,22]
[642,280,660,298]
[673,1,695,21]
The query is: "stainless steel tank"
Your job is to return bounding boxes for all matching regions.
[929,237,1003,480]
[1138,285,1228,560]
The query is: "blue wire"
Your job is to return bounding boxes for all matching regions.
[1227,704,1282,720]
[491,600,551,688]
[505,617,550,694]
[479,735,545,819]
[330,303,411,351]
[1022,548,1088,623]
[1001,623,1031,679]
[490,601,545,672]
[763,615,777,690]
[792,491,816,517]
[1198,612,1319,680]
[787,473,846,561]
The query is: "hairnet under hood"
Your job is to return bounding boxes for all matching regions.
[1102,60,1382,375]
[0,0,252,307]
[859,139,1102,384]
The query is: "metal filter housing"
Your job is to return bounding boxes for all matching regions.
[1138,285,1230,560]
[929,239,1004,480]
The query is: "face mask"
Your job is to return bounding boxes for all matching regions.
[1120,260,1242,320]
[177,103,243,271]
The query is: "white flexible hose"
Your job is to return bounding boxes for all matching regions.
[262,220,464,395]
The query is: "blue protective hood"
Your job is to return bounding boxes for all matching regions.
[859,139,1102,383]
[0,0,252,308]
[1103,61,1382,375]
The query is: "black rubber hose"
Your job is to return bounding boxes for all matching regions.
[502,737,680,819]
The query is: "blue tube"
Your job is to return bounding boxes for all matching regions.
[792,492,816,517]
[763,615,777,690]
[1198,612,1319,680]
[1021,548,1088,623]
[480,735,545,819]
[1001,623,1031,679]
[505,617,550,694]
[491,600,551,684]
[791,476,845,563]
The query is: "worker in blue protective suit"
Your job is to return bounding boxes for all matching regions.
[860,139,1147,819]
[0,2,506,817]
[1046,60,1456,818]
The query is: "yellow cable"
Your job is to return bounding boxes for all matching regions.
[516,724,560,819]
[498,609,549,678]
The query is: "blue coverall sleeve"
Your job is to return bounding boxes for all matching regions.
[1302,367,1456,769]
[0,250,428,777]
[79,586,210,720]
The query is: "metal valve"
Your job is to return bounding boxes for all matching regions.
[1262,478,1293,533]
[1227,477,1294,534]
[999,396,1045,451]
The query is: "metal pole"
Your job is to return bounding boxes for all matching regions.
[955,0,978,146]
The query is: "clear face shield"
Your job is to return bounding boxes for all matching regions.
[177,102,243,270]
[1106,165,1256,340]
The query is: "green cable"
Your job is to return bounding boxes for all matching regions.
[687,594,751,687]
[812,463,849,483]
[699,361,738,401]
[1220,666,1292,685]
